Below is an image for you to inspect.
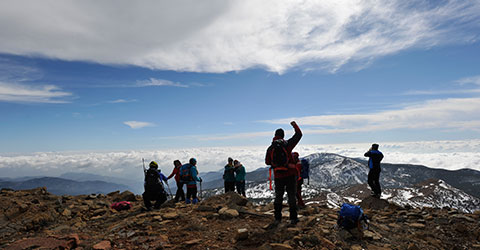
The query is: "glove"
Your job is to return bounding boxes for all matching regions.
[199,178,203,183]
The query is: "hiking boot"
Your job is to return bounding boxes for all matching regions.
[266,220,281,230]
[186,199,191,204]
[192,198,199,204]
[289,218,299,227]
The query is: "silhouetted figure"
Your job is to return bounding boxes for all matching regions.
[143,161,168,210]
[364,144,384,198]
[167,160,185,202]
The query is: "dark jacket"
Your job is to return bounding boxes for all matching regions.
[364,150,384,169]
[223,164,236,182]
[265,123,302,179]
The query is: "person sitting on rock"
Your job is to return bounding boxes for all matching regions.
[179,158,202,204]
[234,160,246,197]
[142,161,168,211]
[167,160,185,202]
[364,144,384,198]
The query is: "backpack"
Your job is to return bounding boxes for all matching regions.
[337,203,369,231]
[300,159,310,184]
[270,139,289,170]
[145,168,161,188]
[179,164,193,183]
[110,201,132,211]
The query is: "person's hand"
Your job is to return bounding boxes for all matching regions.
[290,121,297,127]
[200,178,203,183]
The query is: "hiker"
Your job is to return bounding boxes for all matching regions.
[265,121,302,226]
[142,161,168,211]
[292,152,305,208]
[167,160,185,202]
[223,157,236,193]
[234,160,246,197]
[364,144,384,198]
[179,158,202,204]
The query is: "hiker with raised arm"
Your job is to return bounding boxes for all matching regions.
[292,152,306,209]
[364,144,384,198]
[167,160,185,202]
[223,157,236,193]
[179,158,202,204]
[234,160,246,197]
[142,161,168,211]
[265,121,302,227]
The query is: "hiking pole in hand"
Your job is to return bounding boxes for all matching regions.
[165,181,173,199]
[142,158,147,175]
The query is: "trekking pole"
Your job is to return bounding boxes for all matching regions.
[166,182,173,198]
[142,158,147,175]
[200,181,203,200]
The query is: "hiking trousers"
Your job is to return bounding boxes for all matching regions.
[236,180,246,196]
[296,178,305,207]
[175,181,185,202]
[274,175,297,221]
[368,167,381,196]
[224,181,235,193]
[186,185,198,200]
[143,188,167,209]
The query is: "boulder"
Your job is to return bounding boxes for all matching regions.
[115,191,136,202]
[235,228,249,241]
[93,240,111,250]
[162,212,179,220]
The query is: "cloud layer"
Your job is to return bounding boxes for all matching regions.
[123,121,155,129]
[0,1,479,73]
[1,140,479,181]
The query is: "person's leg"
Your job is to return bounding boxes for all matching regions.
[192,185,198,204]
[297,178,305,207]
[286,175,298,223]
[224,181,229,193]
[186,186,192,204]
[240,181,246,196]
[373,168,381,196]
[142,191,152,209]
[274,177,286,221]
[179,183,185,201]
[368,170,375,195]
[235,181,241,195]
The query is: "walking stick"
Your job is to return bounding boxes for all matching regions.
[200,181,203,200]
[166,182,173,198]
[142,158,147,175]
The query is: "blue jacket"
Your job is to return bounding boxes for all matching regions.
[234,165,246,182]
[364,150,384,169]
[180,163,202,185]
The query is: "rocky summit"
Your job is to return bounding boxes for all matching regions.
[1,187,480,250]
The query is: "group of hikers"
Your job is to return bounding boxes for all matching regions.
[141,121,384,228]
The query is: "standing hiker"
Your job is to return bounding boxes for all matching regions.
[179,158,202,204]
[234,160,246,197]
[364,144,384,198]
[265,121,302,226]
[167,160,185,202]
[223,157,236,193]
[142,161,168,211]
[292,152,306,209]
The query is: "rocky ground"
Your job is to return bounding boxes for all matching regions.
[1,187,480,250]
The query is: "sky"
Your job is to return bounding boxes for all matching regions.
[1,1,480,178]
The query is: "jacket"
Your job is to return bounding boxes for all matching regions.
[180,163,202,185]
[265,123,302,179]
[223,164,236,182]
[364,150,384,169]
[234,165,246,182]
[167,166,181,182]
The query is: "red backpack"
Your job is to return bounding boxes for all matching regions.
[110,201,132,211]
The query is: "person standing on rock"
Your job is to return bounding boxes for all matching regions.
[223,157,236,193]
[364,144,384,198]
[234,160,246,197]
[180,158,202,204]
[292,152,306,209]
[142,161,168,211]
[265,121,302,226]
[167,160,185,202]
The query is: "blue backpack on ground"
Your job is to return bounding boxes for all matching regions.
[337,203,369,231]
[300,159,310,184]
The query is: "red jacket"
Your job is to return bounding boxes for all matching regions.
[265,123,302,179]
[167,166,181,182]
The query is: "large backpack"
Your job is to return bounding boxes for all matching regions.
[179,164,193,183]
[145,168,161,188]
[270,139,289,170]
[300,159,310,184]
[337,203,369,231]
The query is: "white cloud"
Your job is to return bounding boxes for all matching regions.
[136,78,188,88]
[0,81,72,103]
[0,1,478,73]
[0,140,479,182]
[123,121,155,129]
[261,97,480,133]
[107,99,137,103]
[455,75,480,85]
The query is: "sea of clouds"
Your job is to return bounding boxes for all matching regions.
[1,140,479,181]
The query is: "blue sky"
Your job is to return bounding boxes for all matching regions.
[1,0,480,154]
